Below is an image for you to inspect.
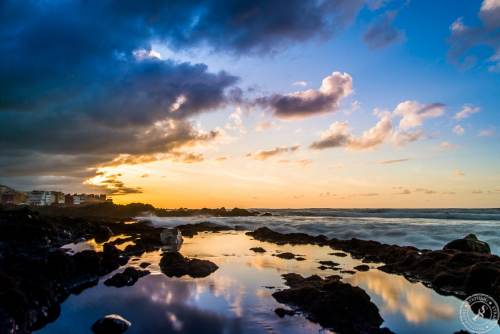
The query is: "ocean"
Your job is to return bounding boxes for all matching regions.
[141,208,500,254]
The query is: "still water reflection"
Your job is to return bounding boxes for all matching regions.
[38,231,499,334]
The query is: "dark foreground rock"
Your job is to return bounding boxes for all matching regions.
[104,267,150,288]
[92,314,131,334]
[247,227,328,246]
[177,222,234,237]
[250,227,500,304]
[272,273,393,333]
[160,252,218,278]
[354,264,370,272]
[443,234,491,254]
[274,252,305,261]
[274,308,295,317]
[250,247,266,253]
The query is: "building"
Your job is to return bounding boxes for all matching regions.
[64,194,74,205]
[1,191,27,205]
[28,191,55,206]
[53,191,65,204]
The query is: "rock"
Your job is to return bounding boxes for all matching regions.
[354,264,370,272]
[329,252,347,257]
[318,260,339,268]
[275,252,296,260]
[91,314,131,334]
[261,212,273,216]
[453,331,471,334]
[340,270,355,275]
[274,308,295,317]
[176,222,233,238]
[160,228,183,252]
[250,247,266,253]
[247,227,328,246]
[272,273,392,333]
[139,262,150,269]
[443,234,491,254]
[104,267,149,288]
[94,226,113,243]
[160,252,218,278]
[295,256,306,261]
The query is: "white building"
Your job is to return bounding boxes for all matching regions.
[28,191,55,206]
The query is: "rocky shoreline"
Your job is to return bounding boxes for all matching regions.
[1,206,498,333]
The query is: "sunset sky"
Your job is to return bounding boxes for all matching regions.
[1,0,499,208]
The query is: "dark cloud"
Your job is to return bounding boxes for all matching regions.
[247,145,300,160]
[89,174,143,196]
[256,72,353,119]
[0,0,372,188]
[363,11,404,49]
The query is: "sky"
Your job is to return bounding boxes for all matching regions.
[0,0,499,208]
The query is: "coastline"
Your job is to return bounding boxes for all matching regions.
[1,204,499,333]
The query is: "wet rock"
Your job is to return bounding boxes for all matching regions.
[94,226,113,243]
[91,314,131,334]
[250,247,266,253]
[139,262,151,269]
[160,228,183,252]
[275,252,296,260]
[272,273,392,333]
[247,227,500,304]
[444,234,491,254]
[318,260,339,268]
[340,270,356,275]
[247,227,328,246]
[274,308,295,317]
[160,252,218,278]
[329,252,347,257]
[354,264,370,272]
[261,212,273,216]
[177,222,233,238]
[104,267,150,288]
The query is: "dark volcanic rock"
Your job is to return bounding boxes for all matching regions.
[247,227,328,246]
[443,234,491,254]
[250,247,266,253]
[275,252,296,260]
[354,264,370,272]
[248,227,500,306]
[160,252,218,278]
[318,260,339,268]
[274,308,295,317]
[329,252,347,257]
[104,267,150,288]
[272,273,392,333]
[92,314,131,334]
[139,262,151,269]
[177,222,233,238]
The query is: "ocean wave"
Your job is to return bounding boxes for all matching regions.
[139,209,500,254]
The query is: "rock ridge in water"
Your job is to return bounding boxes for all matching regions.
[272,273,393,333]
[159,252,218,278]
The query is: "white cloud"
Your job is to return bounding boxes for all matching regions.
[453,124,465,135]
[478,128,496,137]
[292,81,308,87]
[480,0,500,28]
[450,17,466,33]
[311,100,444,150]
[454,105,480,120]
[310,113,392,150]
[394,101,445,129]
